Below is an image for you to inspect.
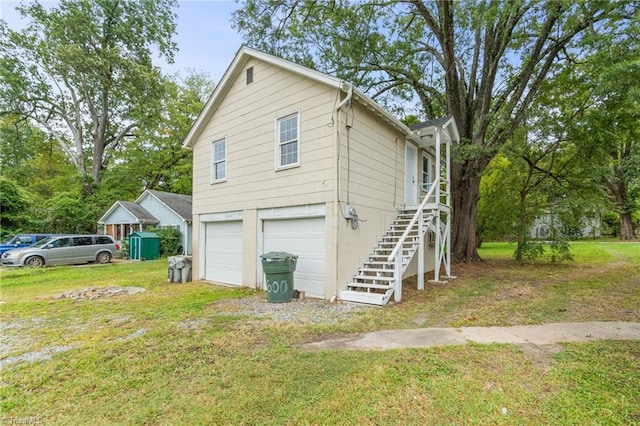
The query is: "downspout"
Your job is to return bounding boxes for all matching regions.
[332,82,353,301]
[337,83,353,110]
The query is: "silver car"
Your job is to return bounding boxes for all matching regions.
[1,235,120,267]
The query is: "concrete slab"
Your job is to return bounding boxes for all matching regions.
[306,322,640,351]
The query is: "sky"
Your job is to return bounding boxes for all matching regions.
[0,0,245,83]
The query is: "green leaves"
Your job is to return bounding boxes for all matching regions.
[0,1,217,237]
[1,0,179,184]
[233,0,634,260]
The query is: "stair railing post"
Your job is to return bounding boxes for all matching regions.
[434,210,441,282]
[445,211,451,277]
[417,208,424,291]
[394,254,402,302]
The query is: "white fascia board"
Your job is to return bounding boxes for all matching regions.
[444,116,460,142]
[98,201,120,224]
[409,116,460,147]
[133,190,150,204]
[98,201,141,224]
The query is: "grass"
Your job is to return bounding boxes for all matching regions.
[1,241,639,425]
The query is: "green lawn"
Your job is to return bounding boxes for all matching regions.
[1,241,639,425]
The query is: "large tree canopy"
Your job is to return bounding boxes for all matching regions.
[100,71,215,200]
[233,0,635,261]
[0,0,178,185]
[572,22,640,240]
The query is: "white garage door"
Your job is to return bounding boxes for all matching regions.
[205,221,243,285]
[263,217,325,298]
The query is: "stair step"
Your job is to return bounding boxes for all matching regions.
[358,267,394,273]
[353,274,394,282]
[390,223,429,230]
[373,249,413,256]
[347,282,393,290]
[368,255,410,263]
[339,290,391,306]
[377,241,415,247]
[363,261,394,267]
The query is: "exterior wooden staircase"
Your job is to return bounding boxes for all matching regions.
[340,208,437,305]
[339,173,455,306]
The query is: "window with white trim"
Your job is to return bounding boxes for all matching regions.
[422,153,432,191]
[276,112,299,169]
[211,138,226,182]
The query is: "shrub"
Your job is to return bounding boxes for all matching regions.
[147,227,182,256]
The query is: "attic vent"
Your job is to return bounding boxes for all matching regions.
[246,67,254,84]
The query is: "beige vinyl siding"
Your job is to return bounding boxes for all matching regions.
[334,100,407,292]
[192,58,336,215]
[337,105,404,210]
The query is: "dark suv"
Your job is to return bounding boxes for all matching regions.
[1,235,120,267]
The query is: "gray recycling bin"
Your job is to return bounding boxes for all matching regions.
[260,251,298,303]
[168,255,192,283]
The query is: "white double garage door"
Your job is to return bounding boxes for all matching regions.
[204,216,326,298]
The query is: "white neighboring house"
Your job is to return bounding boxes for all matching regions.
[182,46,458,305]
[98,190,193,254]
[530,213,602,239]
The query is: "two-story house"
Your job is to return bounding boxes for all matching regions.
[183,46,458,305]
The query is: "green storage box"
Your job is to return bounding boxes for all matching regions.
[129,231,160,261]
[260,252,298,303]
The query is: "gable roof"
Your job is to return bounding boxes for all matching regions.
[182,45,412,149]
[408,116,460,148]
[410,117,452,131]
[136,189,192,222]
[98,201,159,224]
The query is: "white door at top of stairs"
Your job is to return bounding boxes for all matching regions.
[262,217,325,299]
[204,220,243,285]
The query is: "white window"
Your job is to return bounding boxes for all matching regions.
[211,138,226,182]
[422,153,432,191]
[276,112,299,169]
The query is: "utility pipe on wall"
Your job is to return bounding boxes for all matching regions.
[331,82,353,301]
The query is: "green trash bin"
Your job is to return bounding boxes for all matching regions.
[260,251,298,303]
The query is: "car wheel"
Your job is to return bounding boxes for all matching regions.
[96,251,112,264]
[25,256,44,268]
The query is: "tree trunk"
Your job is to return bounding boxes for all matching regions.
[606,165,636,240]
[619,212,636,240]
[92,141,105,185]
[451,163,483,263]
[514,192,529,261]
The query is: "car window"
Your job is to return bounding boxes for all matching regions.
[32,237,54,248]
[35,235,50,242]
[49,237,71,248]
[4,236,19,244]
[95,236,113,245]
[18,236,33,243]
[73,236,93,246]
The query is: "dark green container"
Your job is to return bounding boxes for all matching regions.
[129,231,160,261]
[260,251,298,303]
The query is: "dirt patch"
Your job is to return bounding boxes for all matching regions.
[520,343,562,370]
[0,344,76,369]
[53,286,146,300]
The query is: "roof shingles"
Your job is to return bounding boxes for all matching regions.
[146,190,192,221]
